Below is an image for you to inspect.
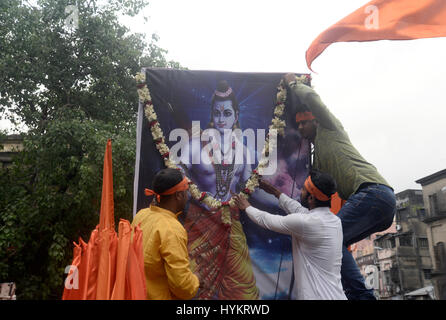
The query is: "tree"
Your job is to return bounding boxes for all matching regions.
[0,0,180,299]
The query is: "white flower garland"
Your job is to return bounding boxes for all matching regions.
[135,72,310,226]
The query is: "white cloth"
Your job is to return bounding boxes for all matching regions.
[245,193,347,300]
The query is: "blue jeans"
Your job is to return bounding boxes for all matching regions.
[337,183,396,300]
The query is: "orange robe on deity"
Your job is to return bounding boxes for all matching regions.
[184,202,259,300]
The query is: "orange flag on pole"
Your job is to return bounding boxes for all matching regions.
[111,219,131,300]
[306,0,446,71]
[96,139,116,300]
[63,139,146,300]
[99,139,114,232]
[125,224,147,299]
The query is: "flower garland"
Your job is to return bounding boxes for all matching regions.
[135,72,311,226]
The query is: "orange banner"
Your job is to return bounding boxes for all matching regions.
[306,0,446,71]
[62,140,146,300]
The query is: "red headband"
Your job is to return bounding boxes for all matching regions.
[145,177,189,203]
[304,176,330,202]
[296,111,315,123]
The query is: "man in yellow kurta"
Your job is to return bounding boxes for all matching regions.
[131,168,199,300]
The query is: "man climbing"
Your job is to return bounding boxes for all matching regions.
[283,73,396,300]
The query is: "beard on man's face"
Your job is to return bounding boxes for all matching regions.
[178,199,190,224]
[300,193,310,209]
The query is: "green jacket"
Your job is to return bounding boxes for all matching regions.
[289,81,391,200]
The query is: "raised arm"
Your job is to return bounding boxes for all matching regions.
[259,179,307,215]
[278,193,308,215]
[233,194,306,237]
[284,73,342,131]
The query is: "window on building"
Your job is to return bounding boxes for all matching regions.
[418,208,426,220]
[418,238,429,248]
[383,270,391,285]
[397,208,409,222]
[434,242,446,270]
[379,237,396,249]
[399,234,413,247]
[375,239,383,249]
[429,193,439,216]
[389,238,396,248]
[423,269,432,280]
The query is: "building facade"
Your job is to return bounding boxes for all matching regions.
[353,189,433,299]
[0,134,23,168]
[416,169,446,300]
[351,220,396,299]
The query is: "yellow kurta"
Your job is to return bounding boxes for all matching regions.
[131,205,199,300]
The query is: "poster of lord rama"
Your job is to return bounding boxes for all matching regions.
[133,68,310,300]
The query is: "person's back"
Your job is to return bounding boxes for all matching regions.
[286,77,389,200]
[132,206,197,300]
[132,168,199,300]
[289,205,344,299]
[284,73,395,300]
[233,170,347,300]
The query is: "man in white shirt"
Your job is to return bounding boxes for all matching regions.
[233,170,347,300]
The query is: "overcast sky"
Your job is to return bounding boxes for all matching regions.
[128,0,446,193]
[3,0,445,194]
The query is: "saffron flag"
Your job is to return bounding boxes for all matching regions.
[99,139,114,232]
[96,139,116,300]
[306,0,446,71]
[63,140,146,300]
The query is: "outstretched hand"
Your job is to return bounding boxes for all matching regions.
[259,179,282,198]
[283,73,297,86]
[232,194,251,211]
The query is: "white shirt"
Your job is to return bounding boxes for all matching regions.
[245,193,347,300]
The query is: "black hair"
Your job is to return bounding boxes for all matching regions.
[152,168,183,195]
[208,80,240,129]
[211,80,240,112]
[309,169,337,207]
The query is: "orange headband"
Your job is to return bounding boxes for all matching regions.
[145,177,189,203]
[304,176,330,202]
[296,111,315,123]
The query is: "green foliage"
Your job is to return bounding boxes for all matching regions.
[0,0,180,299]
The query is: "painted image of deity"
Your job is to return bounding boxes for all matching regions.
[179,80,260,299]
[134,69,310,300]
